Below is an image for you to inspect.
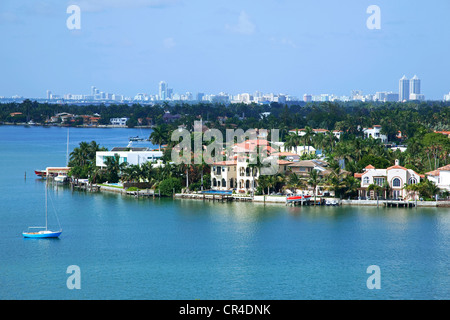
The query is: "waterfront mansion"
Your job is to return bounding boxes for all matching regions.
[210,138,294,193]
[210,138,332,194]
[354,160,424,200]
[426,164,450,192]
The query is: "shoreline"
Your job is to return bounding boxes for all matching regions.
[83,183,450,207]
[0,122,153,129]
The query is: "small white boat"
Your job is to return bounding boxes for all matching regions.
[54,172,68,183]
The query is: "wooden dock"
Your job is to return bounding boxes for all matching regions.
[383,201,416,208]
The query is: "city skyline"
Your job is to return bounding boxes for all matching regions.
[0,1,449,100]
[4,74,449,103]
[5,73,450,103]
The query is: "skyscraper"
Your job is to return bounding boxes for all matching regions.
[159,81,167,100]
[399,75,410,102]
[410,75,421,95]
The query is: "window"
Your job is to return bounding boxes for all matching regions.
[374,177,385,187]
[409,177,417,185]
[363,177,370,184]
[392,178,401,187]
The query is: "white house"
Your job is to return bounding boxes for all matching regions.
[289,128,342,140]
[354,160,424,200]
[96,147,163,167]
[110,117,129,126]
[426,164,450,192]
[363,125,388,143]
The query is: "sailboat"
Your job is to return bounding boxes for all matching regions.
[23,184,62,238]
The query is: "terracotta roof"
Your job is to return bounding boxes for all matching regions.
[271,152,299,157]
[437,164,450,171]
[288,160,327,168]
[365,165,375,169]
[213,160,237,166]
[278,160,294,165]
[386,165,408,171]
[426,170,440,176]
[354,173,363,178]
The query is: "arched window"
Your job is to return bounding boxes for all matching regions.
[392,178,401,187]
[409,177,417,185]
[222,179,226,188]
[363,177,370,184]
[245,180,250,189]
[213,178,217,187]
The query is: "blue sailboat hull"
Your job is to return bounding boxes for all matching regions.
[22,230,62,238]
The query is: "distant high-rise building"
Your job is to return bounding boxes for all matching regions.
[399,75,410,102]
[410,75,421,95]
[385,92,399,102]
[375,92,386,101]
[167,88,173,100]
[303,94,312,102]
[46,90,52,100]
[196,92,205,101]
[91,86,96,96]
[159,81,167,100]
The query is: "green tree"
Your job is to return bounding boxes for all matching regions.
[159,177,182,196]
[104,154,127,183]
[149,125,168,151]
[307,170,322,204]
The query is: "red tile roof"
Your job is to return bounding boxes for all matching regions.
[213,160,237,166]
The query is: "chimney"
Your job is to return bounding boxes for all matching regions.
[395,159,400,166]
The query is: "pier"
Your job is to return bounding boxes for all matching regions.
[383,200,416,208]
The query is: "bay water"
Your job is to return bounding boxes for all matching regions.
[0,125,449,300]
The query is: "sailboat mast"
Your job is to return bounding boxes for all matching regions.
[66,128,69,166]
[45,183,48,231]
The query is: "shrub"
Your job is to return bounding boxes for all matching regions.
[159,177,182,197]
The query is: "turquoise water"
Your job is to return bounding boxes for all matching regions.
[0,125,449,300]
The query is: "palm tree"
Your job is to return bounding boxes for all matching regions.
[149,125,167,151]
[307,170,322,205]
[284,130,302,153]
[287,173,305,193]
[257,175,272,195]
[121,164,142,183]
[324,131,337,153]
[326,163,346,198]
[104,154,127,183]
[303,126,314,154]
[343,175,360,199]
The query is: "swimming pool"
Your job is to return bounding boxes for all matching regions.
[201,190,232,195]
[106,182,123,187]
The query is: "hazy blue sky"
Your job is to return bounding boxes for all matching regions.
[0,0,449,99]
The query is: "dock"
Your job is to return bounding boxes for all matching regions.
[175,193,235,202]
[383,200,416,208]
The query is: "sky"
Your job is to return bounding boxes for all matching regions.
[0,0,449,100]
